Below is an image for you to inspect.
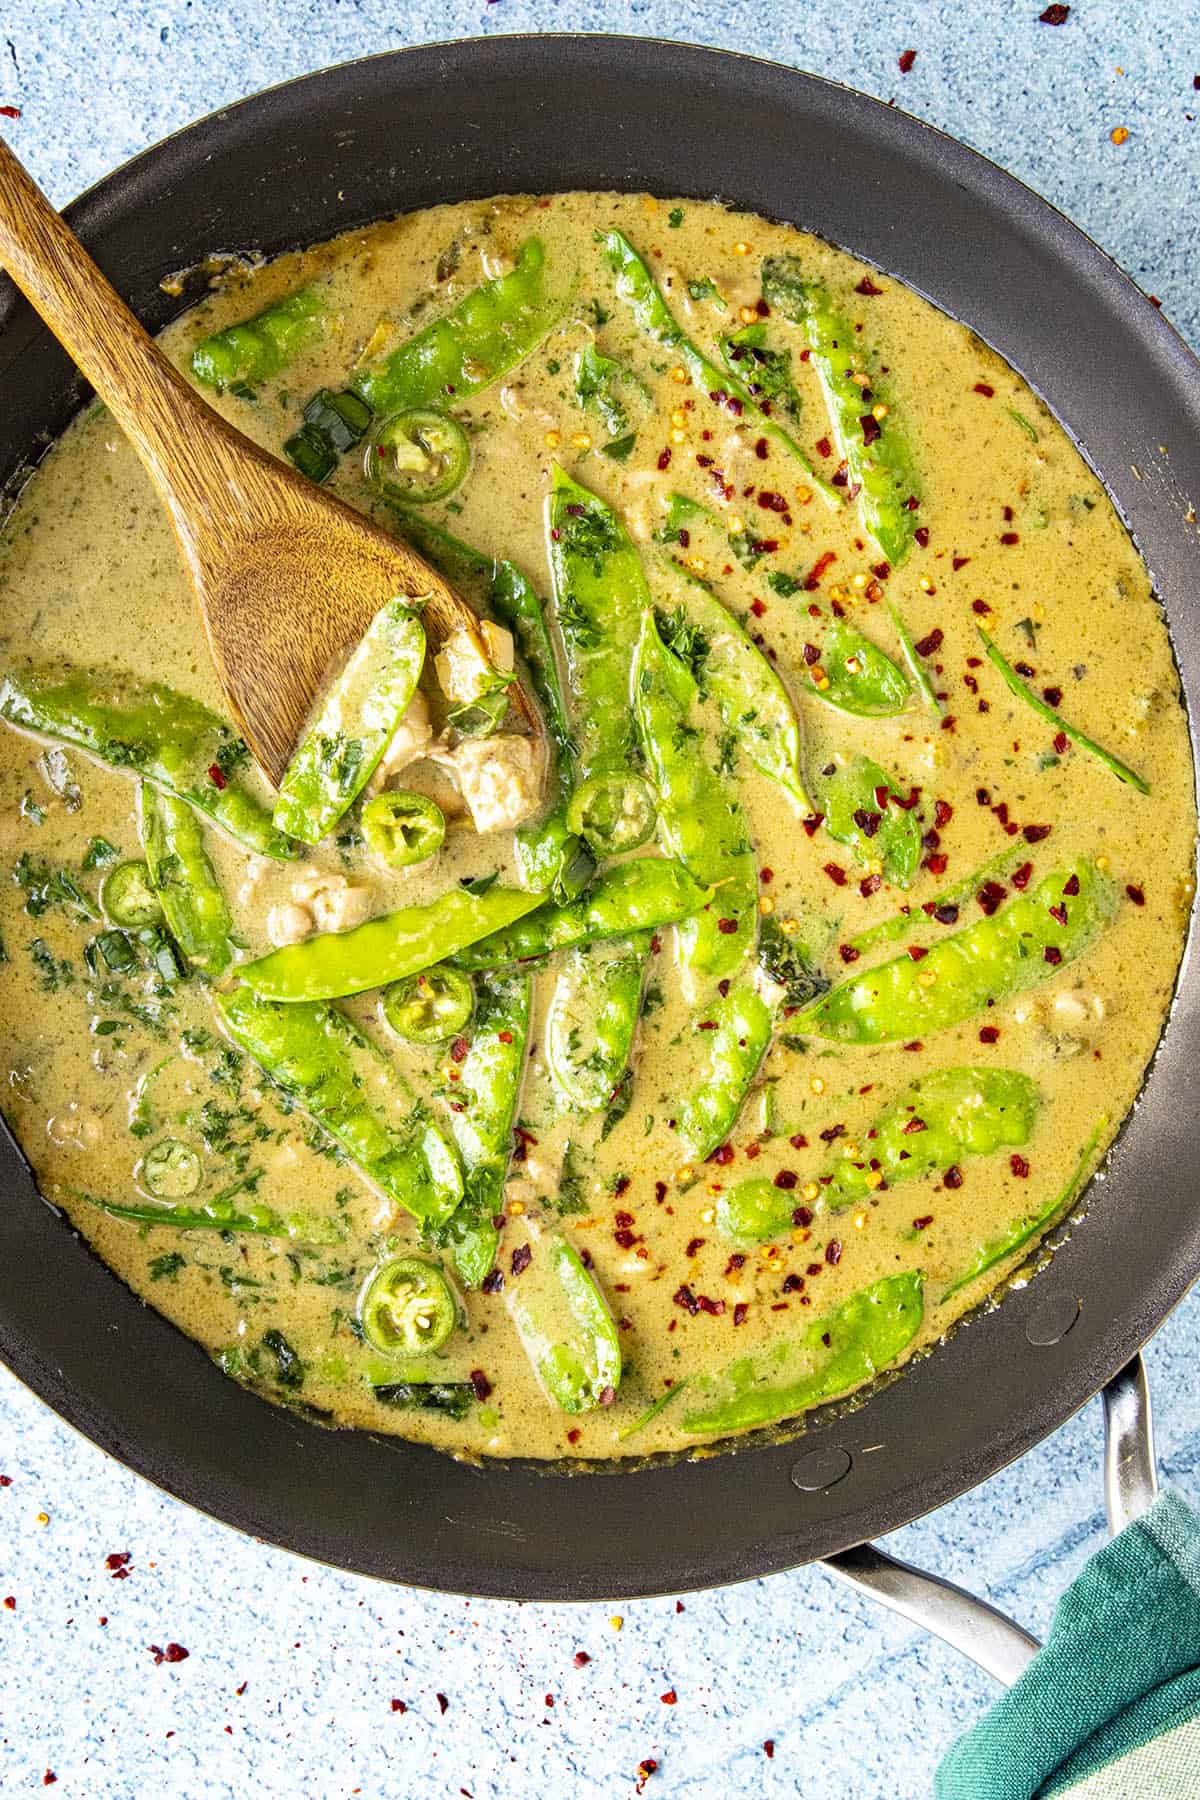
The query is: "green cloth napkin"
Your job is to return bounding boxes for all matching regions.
[936,1490,1200,1799]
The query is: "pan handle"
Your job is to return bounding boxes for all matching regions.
[821,1352,1157,1686]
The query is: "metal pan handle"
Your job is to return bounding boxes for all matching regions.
[822,1354,1157,1686]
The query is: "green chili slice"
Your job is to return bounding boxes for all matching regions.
[366,408,471,504]
[141,1138,202,1200]
[565,771,657,854]
[359,1256,458,1355]
[362,790,446,868]
[381,967,475,1043]
[100,860,163,927]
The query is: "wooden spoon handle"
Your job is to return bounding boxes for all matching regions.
[0,135,201,485]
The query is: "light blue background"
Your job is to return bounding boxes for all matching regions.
[2,5,1198,1795]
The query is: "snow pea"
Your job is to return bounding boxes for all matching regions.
[813,754,921,887]
[717,1067,1040,1244]
[633,611,758,992]
[80,1188,342,1242]
[979,630,1150,794]
[573,340,647,435]
[678,981,775,1160]
[807,616,911,717]
[0,661,294,859]
[506,1233,622,1414]
[656,559,809,810]
[190,285,325,393]
[215,987,462,1227]
[138,782,234,978]
[273,599,425,843]
[847,846,1030,958]
[435,972,531,1289]
[598,229,837,505]
[239,884,544,1002]
[681,1271,924,1435]
[760,259,922,566]
[797,860,1114,1045]
[546,466,657,854]
[890,604,942,717]
[942,1117,1106,1303]
[546,934,651,1112]
[453,859,713,970]
[352,238,569,416]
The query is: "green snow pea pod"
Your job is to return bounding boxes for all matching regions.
[239,884,544,1001]
[215,987,462,1227]
[546,934,651,1112]
[655,558,809,810]
[190,285,326,392]
[678,981,775,1161]
[890,604,943,717]
[717,320,803,420]
[598,229,837,505]
[942,1117,1106,1303]
[716,1067,1040,1244]
[632,611,759,991]
[0,661,294,859]
[138,782,234,977]
[573,340,648,435]
[806,616,911,717]
[681,1272,924,1435]
[978,629,1150,794]
[812,754,921,887]
[797,860,1115,1045]
[352,239,570,416]
[847,847,1030,957]
[546,466,657,854]
[432,971,531,1289]
[506,1233,622,1413]
[273,599,426,843]
[761,259,922,566]
[452,860,713,970]
[79,1187,341,1243]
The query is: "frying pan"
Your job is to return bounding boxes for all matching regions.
[0,37,1197,1613]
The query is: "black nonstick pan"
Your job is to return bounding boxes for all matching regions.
[0,36,1197,1606]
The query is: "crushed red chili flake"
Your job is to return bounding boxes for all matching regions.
[1062,873,1080,897]
[567,1427,582,1443]
[43,1777,56,1789]
[574,1651,591,1668]
[805,550,837,589]
[999,531,1019,545]
[481,1268,504,1293]
[943,1166,964,1190]
[450,1035,470,1063]
[859,873,883,899]
[1053,732,1069,755]
[657,447,672,471]
[907,944,929,962]
[510,1244,532,1277]
[637,1761,658,1789]
[1039,2,1070,20]
[685,1237,706,1259]
[1023,824,1052,844]
[781,1273,804,1295]
[825,1240,842,1265]
[934,799,953,829]
[3,1596,14,1610]
[660,1688,678,1705]
[207,763,227,789]
[614,1228,637,1249]
[902,1116,927,1135]
[973,382,995,397]
[789,1134,809,1150]
[824,862,848,886]
[853,807,882,838]
[807,1263,824,1277]
[0,105,22,120]
[437,1694,450,1715]
[979,1026,1001,1044]
[744,1142,761,1161]
[792,1204,814,1226]
[977,880,1007,916]
[1049,902,1068,926]
[1011,1154,1032,1180]
[733,1302,749,1326]
[391,1698,408,1713]
[697,1295,725,1316]
[0,1475,11,1487]
[912,527,931,551]
[149,1643,190,1665]
[764,1741,776,1759]
[932,903,959,925]
[819,1122,846,1144]
[1042,685,1063,706]
[860,413,882,447]
[469,1370,492,1402]
[904,1040,924,1051]
[915,627,944,657]
[953,555,971,570]
[925,852,948,875]
[815,435,833,459]
[106,1551,132,1578]
[913,1216,933,1231]
[716,917,740,937]
[673,1285,701,1316]
[1125,882,1146,906]
[802,812,825,839]
[1044,945,1063,964]
[839,943,860,965]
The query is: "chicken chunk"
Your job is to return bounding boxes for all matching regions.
[267,901,314,947]
[430,734,543,834]
[365,688,433,797]
[434,621,514,706]
[290,867,374,933]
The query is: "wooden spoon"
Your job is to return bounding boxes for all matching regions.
[0,136,540,787]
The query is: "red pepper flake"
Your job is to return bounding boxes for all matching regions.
[934,799,953,829]
[511,1244,532,1277]
[673,1285,700,1316]
[892,786,922,810]
[792,1204,813,1226]
[853,807,882,838]
[637,1761,658,1789]
[825,1240,842,1266]
[782,1272,804,1295]
[574,1651,591,1668]
[859,873,882,898]
[149,1643,190,1665]
[749,596,767,620]
[774,1170,798,1190]
[933,903,959,925]
[449,1035,471,1065]
[614,1228,636,1249]
[1049,902,1068,926]
[860,413,882,447]
[657,447,672,471]
[437,1694,450,1715]
[3,1595,14,1610]
[497,1030,513,1045]
[733,1302,749,1326]
[839,944,860,965]
[1063,873,1080,897]
[979,1025,1000,1044]
[1126,883,1146,906]
[685,1237,706,1259]
[977,880,1007,916]
[1012,861,1033,890]
[805,550,837,590]
[1024,823,1052,844]
[654,1180,667,1204]
[0,1475,11,1487]
[1044,945,1063,964]
[953,555,972,571]
[802,812,824,838]
[43,1778,56,1790]
[999,531,1020,546]
[1051,731,1069,756]
[764,1740,776,1759]
[915,627,943,657]
[943,1165,964,1190]
[567,1427,582,1444]
[913,525,931,549]
[907,944,929,962]
[902,1116,927,1135]
[1011,1154,1031,1178]
[1043,685,1063,707]
[790,1134,809,1150]
[469,1369,492,1402]
[661,1689,678,1705]
[1039,2,1070,21]
[744,1142,761,1161]
[106,1551,132,1578]
[716,917,739,936]
[697,1294,725,1316]
[973,382,995,397]
[757,489,789,514]
[824,862,848,886]
[856,275,885,295]
[913,1215,934,1231]
[754,435,769,459]
[207,762,227,790]
[0,105,21,120]
[925,852,948,876]
[391,1698,408,1713]
[815,435,833,459]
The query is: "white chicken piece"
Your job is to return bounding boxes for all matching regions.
[430,734,544,835]
[434,621,515,706]
[290,867,374,933]
[267,901,313,947]
[364,688,434,798]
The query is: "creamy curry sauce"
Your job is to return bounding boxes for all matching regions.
[0,192,1192,1461]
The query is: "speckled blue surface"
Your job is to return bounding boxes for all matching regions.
[1,7,1198,1795]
